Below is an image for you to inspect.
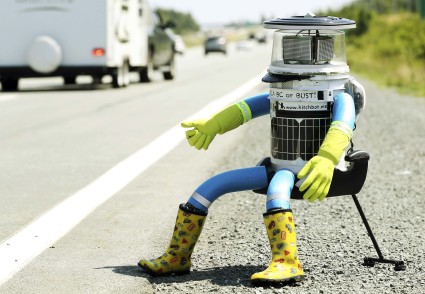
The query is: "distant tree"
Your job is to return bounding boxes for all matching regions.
[354,7,373,36]
[357,0,417,13]
[156,8,200,35]
[318,2,373,36]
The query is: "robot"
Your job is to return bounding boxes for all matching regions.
[138,14,366,285]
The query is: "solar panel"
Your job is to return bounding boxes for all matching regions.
[282,37,312,63]
[281,35,335,64]
[271,117,331,161]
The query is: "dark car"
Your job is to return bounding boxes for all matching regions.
[139,11,176,82]
[204,36,227,55]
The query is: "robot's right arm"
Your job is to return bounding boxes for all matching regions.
[181,93,269,150]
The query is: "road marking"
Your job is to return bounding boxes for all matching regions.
[0,95,18,102]
[0,71,266,285]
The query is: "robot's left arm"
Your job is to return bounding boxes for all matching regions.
[297,92,356,202]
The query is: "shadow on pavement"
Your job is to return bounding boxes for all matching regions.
[99,265,303,288]
[15,83,112,93]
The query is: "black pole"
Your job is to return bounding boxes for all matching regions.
[351,194,384,259]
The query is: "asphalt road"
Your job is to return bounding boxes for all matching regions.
[1,42,424,294]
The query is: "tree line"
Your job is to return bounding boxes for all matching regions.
[320,0,425,96]
[156,8,200,35]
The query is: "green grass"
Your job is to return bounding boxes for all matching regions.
[346,13,425,97]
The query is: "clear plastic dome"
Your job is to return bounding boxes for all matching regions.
[270,29,348,74]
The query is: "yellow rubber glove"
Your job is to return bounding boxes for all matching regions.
[181,118,219,150]
[297,125,351,202]
[181,102,251,150]
[297,156,334,202]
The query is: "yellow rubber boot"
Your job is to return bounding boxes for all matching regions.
[251,209,305,285]
[138,204,207,276]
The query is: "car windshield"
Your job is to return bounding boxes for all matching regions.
[208,37,225,43]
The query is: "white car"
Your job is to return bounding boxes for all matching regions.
[236,40,255,51]
[204,36,227,55]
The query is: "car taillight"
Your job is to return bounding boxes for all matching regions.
[92,48,105,57]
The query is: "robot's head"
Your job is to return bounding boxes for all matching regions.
[263,14,356,79]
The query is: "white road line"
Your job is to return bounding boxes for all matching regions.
[0,71,266,285]
[0,95,18,102]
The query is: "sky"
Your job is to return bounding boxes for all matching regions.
[150,0,355,25]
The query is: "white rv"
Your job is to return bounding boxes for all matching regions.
[0,0,174,91]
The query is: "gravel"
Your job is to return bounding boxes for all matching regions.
[144,77,425,293]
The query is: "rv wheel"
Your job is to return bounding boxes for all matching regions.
[122,61,130,87]
[163,55,175,80]
[63,76,77,85]
[139,54,154,83]
[92,76,103,85]
[112,61,130,88]
[1,78,19,92]
[111,70,120,88]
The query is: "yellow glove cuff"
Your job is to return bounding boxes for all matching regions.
[317,123,352,164]
[213,102,252,134]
